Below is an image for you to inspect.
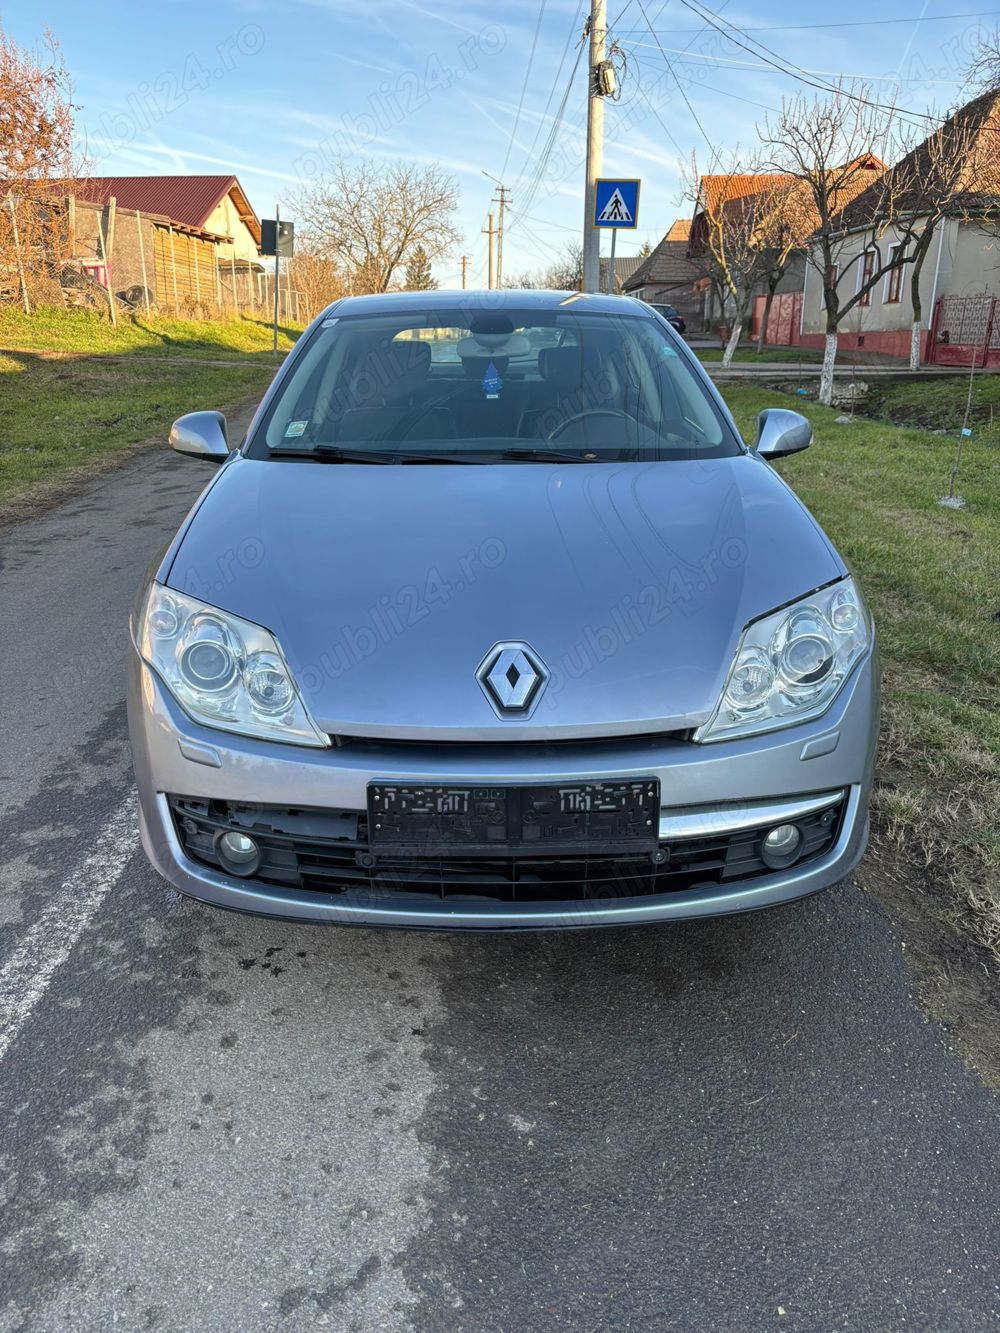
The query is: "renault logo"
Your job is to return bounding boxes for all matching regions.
[476,642,549,716]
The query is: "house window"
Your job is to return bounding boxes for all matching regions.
[885,245,903,303]
[859,250,876,306]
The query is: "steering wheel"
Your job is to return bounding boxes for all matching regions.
[547,409,634,441]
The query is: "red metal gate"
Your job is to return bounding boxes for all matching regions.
[928,294,1000,367]
[751,291,803,347]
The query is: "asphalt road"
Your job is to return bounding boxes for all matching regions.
[1,425,999,1332]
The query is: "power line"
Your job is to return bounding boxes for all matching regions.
[635,0,714,152]
[675,0,938,127]
[625,39,964,84]
[506,207,580,232]
[615,10,1000,34]
[500,0,549,180]
[511,36,588,226]
[512,2,586,196]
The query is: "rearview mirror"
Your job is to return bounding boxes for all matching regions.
[754,408,812,460]
[170,411,230,464]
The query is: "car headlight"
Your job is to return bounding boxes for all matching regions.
[694,577,871,743]
[138,584,329,748]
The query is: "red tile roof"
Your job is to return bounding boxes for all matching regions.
[834,93,1000,230]
[67,176,261,246]
[699,172,796,214]
[695,158,886,245]
[665,218,691,241]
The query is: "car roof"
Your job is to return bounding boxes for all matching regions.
[321,289,654,320]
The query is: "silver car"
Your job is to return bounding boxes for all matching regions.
[127,290,878,930]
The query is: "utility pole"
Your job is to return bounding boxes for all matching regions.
[483,173,510,288]
[494,184,510,288]
[582,0,607,294]
[483,213,495,290]
[461,254,468,289]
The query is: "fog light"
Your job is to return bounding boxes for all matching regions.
[215,829,261,877]
[760,822,803,869]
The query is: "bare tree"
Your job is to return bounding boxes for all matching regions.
[0,25,78,308]
[500,242,583,292]
[291,242,348,320]
[686,153,792,368]
[545,240,584,291]
[965,25,1000,90]
[761,83,905,404]
[751,179,814,354]
[293,160,460,295]
[892,108,986,369]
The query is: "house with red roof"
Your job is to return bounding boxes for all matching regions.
[70,176,261,263]
[695,160,886,337]
[797,91,1000,364]
[46,175,268,315]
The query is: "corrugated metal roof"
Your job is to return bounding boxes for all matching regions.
[68,176,261,246]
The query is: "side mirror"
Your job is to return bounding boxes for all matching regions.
[754,408,812,460]
[170,411,230,464]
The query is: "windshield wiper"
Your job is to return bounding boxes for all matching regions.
[269,446,393,463]
[269,446,477,464]
[501,447,621,463]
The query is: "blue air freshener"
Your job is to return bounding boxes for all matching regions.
[481,361,503,399]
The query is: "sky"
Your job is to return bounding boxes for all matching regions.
[1,0,993,286]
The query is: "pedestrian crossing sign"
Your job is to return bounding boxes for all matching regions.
[593,178,640,228]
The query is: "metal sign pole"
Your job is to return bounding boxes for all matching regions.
[272,204,280,354]
[609,227,617,295]
[96,204,116,326]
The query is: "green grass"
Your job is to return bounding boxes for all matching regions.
[0,351,276,508]
[0,308,305,510]
[866,372,1000,436]
[723,385,1000,959]
[0,307,303,361]
[696,345,822,364]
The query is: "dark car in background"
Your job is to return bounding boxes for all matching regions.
[645,302,687,336]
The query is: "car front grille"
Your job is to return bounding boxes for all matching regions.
[168,795,845,905]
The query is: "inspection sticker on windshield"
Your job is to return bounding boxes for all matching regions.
[284,420,308,438]
[481,361,503,399]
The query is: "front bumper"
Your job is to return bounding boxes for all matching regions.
[127,646,879,930]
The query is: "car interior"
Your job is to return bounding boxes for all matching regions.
[259,310,726,456]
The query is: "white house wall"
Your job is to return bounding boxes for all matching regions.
[800,217,960,340]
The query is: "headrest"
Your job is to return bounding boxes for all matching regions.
[385,339,432,376]
[347,340,431,407]
[457,332,530,362]
[539,345,600,390]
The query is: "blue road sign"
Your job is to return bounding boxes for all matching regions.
[593,178,640,228]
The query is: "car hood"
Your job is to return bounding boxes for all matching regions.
[167,455,843,741]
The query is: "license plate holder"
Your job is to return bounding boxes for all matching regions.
[368,779,660,855]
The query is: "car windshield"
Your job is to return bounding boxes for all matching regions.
[247,303,739,463]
